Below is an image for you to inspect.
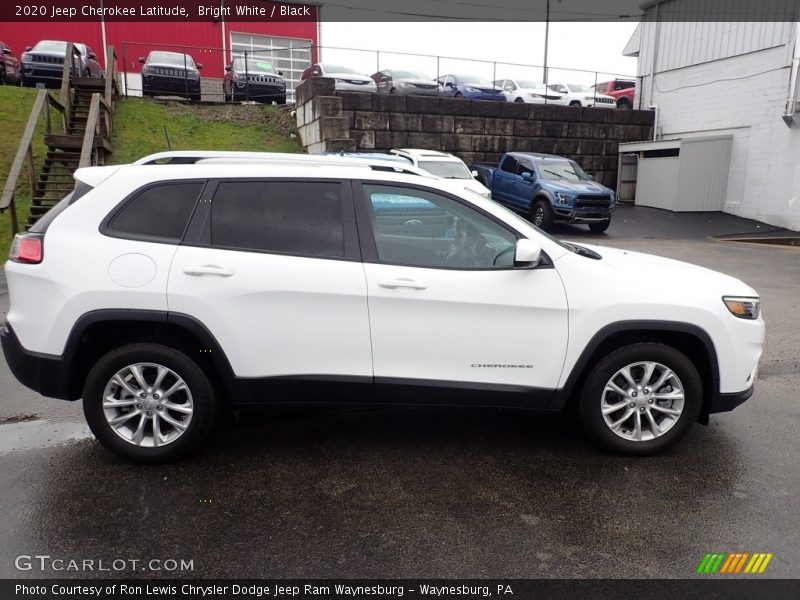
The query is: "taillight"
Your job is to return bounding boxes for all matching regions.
[9,233,43,264]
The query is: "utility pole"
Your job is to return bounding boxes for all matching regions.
[543,0,550,85]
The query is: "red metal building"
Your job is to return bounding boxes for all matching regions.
[0,1,320,98]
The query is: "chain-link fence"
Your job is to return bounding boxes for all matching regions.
[119,40,636,106]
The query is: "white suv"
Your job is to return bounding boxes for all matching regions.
[2,152,764,462]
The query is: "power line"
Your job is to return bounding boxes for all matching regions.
[653,66,787,94]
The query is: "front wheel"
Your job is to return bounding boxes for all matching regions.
[589,219,611,233]
[578,343,702,455]
[530,199,554,231]
[569,100,582,107]
[514,97,524,103]
[83,343,218,463]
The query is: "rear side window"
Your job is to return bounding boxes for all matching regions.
[210,181,344,258]
[108,182,203,241]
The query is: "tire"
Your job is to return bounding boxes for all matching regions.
[617,99,631,109]
[454,92,464,98]
[0,66,6,86]
[578,342,702,455]
[530,198,554,231]
[189,93,201,102]
[514,97,524,103]
[83,343,218,463]
[589,219,611,233]
[389,87,397,94]
[569,100,582,107]
[276,95,287,105]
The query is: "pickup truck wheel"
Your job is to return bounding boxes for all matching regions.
[83,343,218,463]
[579,343,702,455]
[531,199,554,231]
[589,219,611,233]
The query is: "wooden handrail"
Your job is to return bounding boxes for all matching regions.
[58,42,82,124]
[104,45,118,110]
[79,94,102,169]
[0,90,48,219]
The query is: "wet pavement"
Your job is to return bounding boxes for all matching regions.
[1,205,798,579]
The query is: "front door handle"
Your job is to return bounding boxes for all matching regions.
[183,265,234,277]
[378,278,427,290]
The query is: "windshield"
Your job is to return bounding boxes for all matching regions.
[323,65,361,75]
[392,70,429,79]
[236,59,276,73]
[458,75,492,85]
[149,52,195,67]
[566,83,591,93]
[537,159,589,181]
[516,80,544,90]
[418,160,472,179]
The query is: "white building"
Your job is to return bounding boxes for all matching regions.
[624,1,800,231]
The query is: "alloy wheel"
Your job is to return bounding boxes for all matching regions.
[533,206,545,226]
[600,361,685,441]
[102,362,194,447]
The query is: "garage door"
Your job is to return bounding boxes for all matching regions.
[230,32,312,103]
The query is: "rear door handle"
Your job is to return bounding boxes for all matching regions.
[183,265,234,277]
[378,278,427,290]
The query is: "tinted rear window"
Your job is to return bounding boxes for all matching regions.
[108,182,203,241]
[210,181,343,258]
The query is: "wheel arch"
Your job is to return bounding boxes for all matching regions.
[60,310,241,402]
[552,321,719,422]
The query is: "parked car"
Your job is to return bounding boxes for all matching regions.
[301,63,376,92]
[472,152,615,232]
[371,69,440,96]
[224,57,286,104]
[2,150,763,462]
[0,41,21,85]
[140,51,202,101]
[389,148,492,198]
[437,74,506,101]
[493,78,566,104]
[594,79,636,109]
[546,82,615,108]
[21,40,102,87]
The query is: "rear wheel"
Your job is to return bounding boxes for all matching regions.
[578,343,702,455]
[617,98,631,109]
[83,343,218,463]
[514,97,524,103]
[589,219,611,233]
[531,199,554,231]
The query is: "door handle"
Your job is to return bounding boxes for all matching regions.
[183,265,234,277]
[378,278,427,290]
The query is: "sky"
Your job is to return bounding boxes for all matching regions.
[319,21,640,85]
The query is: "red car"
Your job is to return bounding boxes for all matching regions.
[0,41,21,85]
[594,79,636,109]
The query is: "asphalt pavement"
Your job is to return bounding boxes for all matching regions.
[1,205,798,579]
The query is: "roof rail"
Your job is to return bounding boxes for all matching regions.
[132,150,434,178]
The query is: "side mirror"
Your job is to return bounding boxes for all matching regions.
[25,46,32,52]
[514,239,542,267]
[520,171,533,181]
[586,174,594,181]
[138,57,146,64]
[88,52,97,60]
[278,70,284,76]
[225,64,232,72]
[471,170,479,178]
[196,63,203,70]
[3,48,12,55]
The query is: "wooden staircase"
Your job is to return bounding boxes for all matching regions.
[1,44,119,232]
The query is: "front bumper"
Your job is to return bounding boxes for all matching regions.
[334,81,376,93]
[143,76,201,97]
[709,384,754,414]
[554,205,615,223]
[1,322,74,400]
[21,64,63,86]
[232,83,286,101]
[396,86,439,96]
[465,92,506,102]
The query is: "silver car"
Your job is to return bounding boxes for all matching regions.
[301,63,376,93]
[372,69,440,96]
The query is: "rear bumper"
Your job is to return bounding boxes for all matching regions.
[709,384,754,414]
[0,322,74,400]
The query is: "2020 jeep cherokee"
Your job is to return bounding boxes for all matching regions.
[1,152,764,462]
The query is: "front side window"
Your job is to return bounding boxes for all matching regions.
[364,185,517,269]
[210,181,344,258]
[108,182,203,240]
[500,155,519,174]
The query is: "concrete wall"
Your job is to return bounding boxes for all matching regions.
[295,77,654,190]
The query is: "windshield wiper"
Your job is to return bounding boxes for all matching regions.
[542,169,567,179]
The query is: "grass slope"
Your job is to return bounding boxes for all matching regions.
[0,92,303,258]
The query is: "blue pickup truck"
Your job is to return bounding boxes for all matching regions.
[472,152,616,232]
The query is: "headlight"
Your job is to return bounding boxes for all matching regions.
[21,52,31,62]
[466,87,480,93]
[233,73,245,81]
[188,70,200,81]
[584,95,594,101]
[723,296,760,319]
[556,192,571,205]
[400,82,413,88]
